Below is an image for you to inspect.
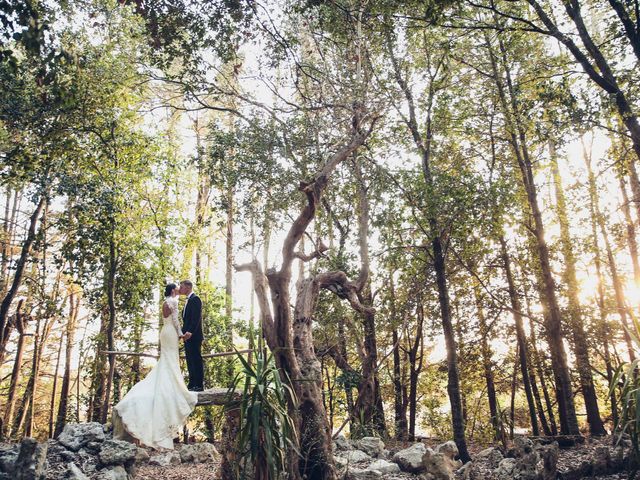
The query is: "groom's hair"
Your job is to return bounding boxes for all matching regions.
[180,280,193,289]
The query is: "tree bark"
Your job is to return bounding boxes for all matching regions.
[500,238,539,436]
[488,33,579,435]
[1,299,28,439]
[583,143,636,362]
[549,141,605,435]
[473,281,503,444]
[101,237,118,424]
[619,175,640,290]
[55,288,80,437]
[523,282,558,436]
[236,114,376,480]
[49,330,65,437]
[0,194,46,361]
[390,276,408,441]
[386,31,470,461]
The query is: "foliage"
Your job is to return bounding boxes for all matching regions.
[612,318,640,464]
[228,350,298,480]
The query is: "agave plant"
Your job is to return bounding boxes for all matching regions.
[611,317,640,474]
[228,350,298,480]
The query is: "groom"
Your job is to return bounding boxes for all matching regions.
[179,280,204,391]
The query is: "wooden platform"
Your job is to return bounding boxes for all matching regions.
[195,387,240,406]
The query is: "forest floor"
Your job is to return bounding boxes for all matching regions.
[131,436,633,480]
[135,461,220,480]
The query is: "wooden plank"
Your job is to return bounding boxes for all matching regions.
[101,349,253,359]
[195,387,241,406]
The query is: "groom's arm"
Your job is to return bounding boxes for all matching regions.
[183,297,202,335]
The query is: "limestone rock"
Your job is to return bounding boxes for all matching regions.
[98,439,137,466]
[149,450,181,466]
[334,435,351,451]
[537,442,558,480]
[95,465,128,480]
[334,455,348,470]
[475,447,503,468]
[356,437,385,458]
[495,458,517,480]
[0,443,19,479]
[178,443,219,463]
[392,442,427,473]
[58,423,105,452]
[64,463,89,480]
[337,449,371,464]
[345,467,382,480]
[422,444,460,480]
[15,437,48,480]
[134,447,149,464]
[592,445,610,475]
[456,461,476,480]
[513,436,534,457]
[368,459,400,474]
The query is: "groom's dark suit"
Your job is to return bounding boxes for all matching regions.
[182,292,204,391]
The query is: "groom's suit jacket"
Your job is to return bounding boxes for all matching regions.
[182,293,203,342]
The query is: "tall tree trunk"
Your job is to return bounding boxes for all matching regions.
[387,31,470,460]
[0,194,46,363]
[101,238,118,424]
[1,299,28,439]
[390,276,408,441]
[474,280,503,444]
[583,143,636,361]
[500,237,539,436]
[523,282,558,436]
[49,331,65,437]
[549,141,605,435]
[408,300,424,441]
[352,159,386,437]
[237,120,374,480]
[619,175,640,289]
[488,34,579,435]
[55,288,80,437]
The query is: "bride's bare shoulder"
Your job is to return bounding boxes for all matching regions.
[162,299,174,316]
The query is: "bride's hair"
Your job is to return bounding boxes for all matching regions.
[164,283,177,298]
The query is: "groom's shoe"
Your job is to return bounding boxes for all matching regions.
[188,386,204,392]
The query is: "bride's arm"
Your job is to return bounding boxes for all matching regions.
[169,300,184,337]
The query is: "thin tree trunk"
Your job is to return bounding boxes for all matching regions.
[509,345,519,439]
[473,280,503,444]
[549,141,605,435]
[523,283,559,436]
[0,195,46,361]
[101,238,118,424]
[386,31,470,460]
[619,175,640,288]
[55,289,80,436]
[500,237,539,436]
[488,33,579,435]
[49,331,64,437]
[583,143,636,361]
[408,301,424,441]
[390,276,408,440]
[1,299,27,439]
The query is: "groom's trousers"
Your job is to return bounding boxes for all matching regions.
[185,338,204,390]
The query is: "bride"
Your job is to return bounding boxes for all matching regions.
[113,283,198,450]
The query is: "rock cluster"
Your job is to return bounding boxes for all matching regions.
[334,436,461,480]
[0,422,221,480]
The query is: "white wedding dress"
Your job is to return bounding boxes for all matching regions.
[113,296,198,450]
